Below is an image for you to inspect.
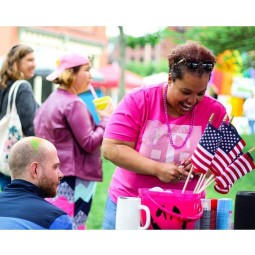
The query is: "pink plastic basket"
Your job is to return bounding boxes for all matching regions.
[138,188,204,230]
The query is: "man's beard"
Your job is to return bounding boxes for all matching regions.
[38,174,59,198]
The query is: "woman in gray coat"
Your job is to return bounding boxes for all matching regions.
[0,44,39,189]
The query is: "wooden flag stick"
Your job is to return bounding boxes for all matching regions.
[200,174,214,189]
[209,113,214,123]
[229,115,234,123]
[197,176,215,193]
[182,165,194,194]
[223,113,228,122]
[193,173,205,193]
[195,174,207,193]
[191,113,215,194]
[248,146,255,154]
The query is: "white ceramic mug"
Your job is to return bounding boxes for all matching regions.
[115,196,151,230]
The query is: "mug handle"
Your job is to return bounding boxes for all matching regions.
[139,205,151,230]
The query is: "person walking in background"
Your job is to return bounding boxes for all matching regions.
[34,52,114,230]
[0,136,72,229]
[243,89,255,134]
[0,44,39,190]
[101,40,228,229]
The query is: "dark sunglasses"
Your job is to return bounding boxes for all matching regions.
[176,58,215,72]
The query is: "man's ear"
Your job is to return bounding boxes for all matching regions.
[30,162,39,179]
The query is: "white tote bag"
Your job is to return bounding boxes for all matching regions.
[0,80,24,176]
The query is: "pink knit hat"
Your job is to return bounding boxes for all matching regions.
[46,53,90,81]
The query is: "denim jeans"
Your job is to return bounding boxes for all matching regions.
[0,173,11,191]
[102,196,117,230]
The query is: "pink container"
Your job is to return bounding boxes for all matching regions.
[138,188,204,230]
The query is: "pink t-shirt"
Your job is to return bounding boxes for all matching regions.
[104,83,227,203]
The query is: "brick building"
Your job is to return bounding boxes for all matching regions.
[0,26,108,103]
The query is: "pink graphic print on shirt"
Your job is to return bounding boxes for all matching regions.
[139,120,202,164]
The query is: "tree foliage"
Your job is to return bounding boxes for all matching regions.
[123,26,255,75]
[126,60,168,77]
[123,27,255,58]
[113,26,255,78]
[126,30,164,49]
[183,27,255,56]
[174,27,255,69]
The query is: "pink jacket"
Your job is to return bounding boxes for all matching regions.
[34,89,107,181]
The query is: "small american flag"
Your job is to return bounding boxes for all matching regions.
[214,183,232,194]
[215,152,255,189]
[210,122,246,176]
[191,123,222,174]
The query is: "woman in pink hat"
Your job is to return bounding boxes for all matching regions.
[34,52,113,230]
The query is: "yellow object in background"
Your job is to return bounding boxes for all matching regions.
[93,96,111,110]
[231,97,244,117]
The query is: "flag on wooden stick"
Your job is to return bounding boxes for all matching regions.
[210,122,246,176]
[191,122,222,174]
[215,152,255,190]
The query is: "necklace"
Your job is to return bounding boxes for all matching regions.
[163,84,195,150]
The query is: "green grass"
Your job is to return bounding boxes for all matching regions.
[86,159,115,230]
[86,134,255,229]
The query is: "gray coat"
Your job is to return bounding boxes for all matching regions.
[0,80,39,136]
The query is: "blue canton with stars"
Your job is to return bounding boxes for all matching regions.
[218,122,245,153]
[199,123,222,155]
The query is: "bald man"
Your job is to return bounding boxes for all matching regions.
[0,136,72,229]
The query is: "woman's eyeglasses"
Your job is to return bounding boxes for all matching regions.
[175,58,215,72]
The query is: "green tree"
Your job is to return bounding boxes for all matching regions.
[158,27,255,70]
[126,60,168,77]
[110,27,255,88]
[184,27,255,56]
[183,27,255,70]
[126,30,164,49]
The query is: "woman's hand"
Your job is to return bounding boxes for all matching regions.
[97,101,115,119]
[180,158,193,173]
[155,162,191,183]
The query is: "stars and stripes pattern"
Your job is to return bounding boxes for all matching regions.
[215,152,255,190]
[191,123,222,174]
[189,114,255,195]
[210,122,246,176]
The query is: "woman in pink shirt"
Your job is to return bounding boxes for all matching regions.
[101,41,227,229]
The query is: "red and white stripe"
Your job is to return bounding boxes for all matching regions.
[215,153,255,189]
[191,144,214,174]
[214,183,232,194]
[210,140,246,176]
